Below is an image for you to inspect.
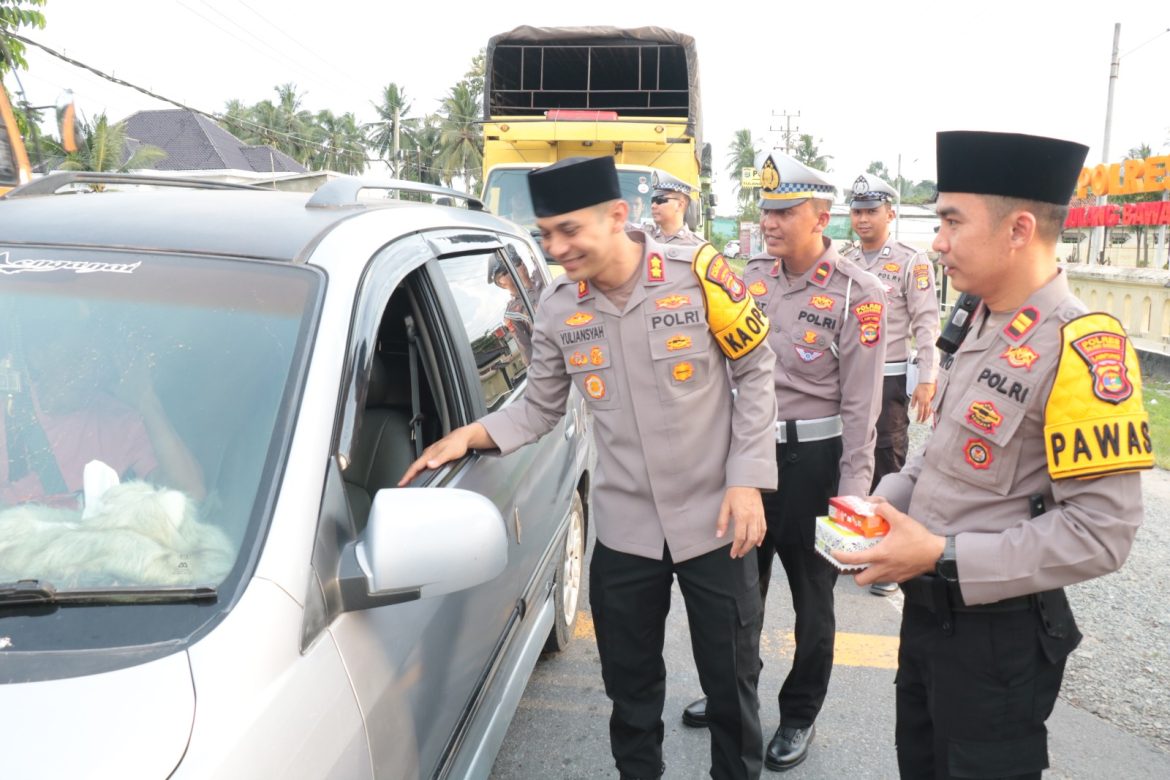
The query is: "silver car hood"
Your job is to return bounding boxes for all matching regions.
[0,649,194,778]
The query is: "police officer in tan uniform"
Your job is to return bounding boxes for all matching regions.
[682,151,887,771]
[401,156,778,780]
[841,173,941,596]
[837,131,1153,779]
[649,171,703,245]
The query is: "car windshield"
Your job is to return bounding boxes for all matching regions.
[0,248,320,593]
[484,168,660,230]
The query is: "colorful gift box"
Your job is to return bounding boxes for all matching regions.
[828,495,890,538]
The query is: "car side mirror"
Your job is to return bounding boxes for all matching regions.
[339,488,508,611]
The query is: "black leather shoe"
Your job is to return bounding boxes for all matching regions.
[681,696,708,728]
[619,761,665,779]
[764,724,815,771]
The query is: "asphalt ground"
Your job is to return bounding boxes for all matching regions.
[491,424,1170,779]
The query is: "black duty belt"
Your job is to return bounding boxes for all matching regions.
[900,574,1033,613]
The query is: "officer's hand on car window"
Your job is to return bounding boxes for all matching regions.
[397,423,494,486]
[715,486,766,558]
[833,501,945,585]
[909,382,936,424]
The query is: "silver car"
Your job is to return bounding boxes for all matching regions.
[0,174,590,778]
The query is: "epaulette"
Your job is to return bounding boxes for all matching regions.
[1044,311,1154,479]
[691,244,769,360]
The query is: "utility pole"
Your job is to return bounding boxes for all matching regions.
[770,110,800,154]
[1088,23,1121,266]
[390,104,401,198]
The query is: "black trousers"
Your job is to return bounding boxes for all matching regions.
[758,437,841,728]
[590,540,764,780]
[895,591,1081,779]
[872,373,910,491]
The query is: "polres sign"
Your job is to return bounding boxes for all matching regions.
[1076,156,1170,199]
[1066,201,1170,229]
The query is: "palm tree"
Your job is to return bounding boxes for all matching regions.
[793,134,831,172]
[57,113,166,175]
[406,114,443,185]
[437,82,482,191]
[365,82,413,165]
[312,110,366,175]
[726,129,759,207]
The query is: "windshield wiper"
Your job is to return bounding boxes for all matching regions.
[0,579,218,606]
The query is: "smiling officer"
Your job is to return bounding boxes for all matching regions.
[401,156,778,780]
[837,131,1153,779]
[682,150,887,771]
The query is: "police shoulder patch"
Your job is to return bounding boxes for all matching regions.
[1044,312,1154,479]
[692,243,769,360]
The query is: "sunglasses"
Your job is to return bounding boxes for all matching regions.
[651,195,678,205]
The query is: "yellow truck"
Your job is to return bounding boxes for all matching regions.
[481,26,708,235]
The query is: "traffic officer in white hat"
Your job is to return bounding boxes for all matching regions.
[836,130,1153,778]
[681,150,887,771]
[841,172,940,596]
[401,156,778,780]
[648,170,703,246]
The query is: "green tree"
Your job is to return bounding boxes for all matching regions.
[866,160,891,181]
[405,113,443,185]
[462,49,486,100]
[438,79,482,191]
[793,134,831,171]
[726,128,759,209]
[365,82,413,165]
[57,113,166,174]
[311,110,366,175]
[0,0,45,73]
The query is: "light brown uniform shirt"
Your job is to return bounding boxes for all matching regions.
[743,238,887,497]
[842,238,940,382]
[481,235,778,562]
[650,223,703,246]
[876,271,1144,604]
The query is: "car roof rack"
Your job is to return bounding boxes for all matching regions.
[2,172,263,198]
[306,177,484,211]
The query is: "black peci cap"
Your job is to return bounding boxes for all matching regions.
[527,156,622,217]
[936,131,1089,205]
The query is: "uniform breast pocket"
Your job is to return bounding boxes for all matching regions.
[936,384,1029,495]
[782,328,836,381]
[648,324,712,402]
[563,341,622,410]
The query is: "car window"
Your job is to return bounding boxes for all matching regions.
[0,248,320,592]
[436,250,534,411]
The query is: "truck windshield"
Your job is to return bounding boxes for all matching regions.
[485,168,660,230]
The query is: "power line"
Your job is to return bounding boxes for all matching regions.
[237,0,370,88]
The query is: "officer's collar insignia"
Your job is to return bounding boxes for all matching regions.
[1004,306,1039,341]
[1001,345,1039,370]
[852,176,868,195]
[577,280,590,300]
[655,294,691,310]
[809,295,834,310]
[880,246,891,257]
[647,252,666,283]
[810,260,833,287]
[564,311,594,327]
[795,346,825,362]
[965,400,1004,435]
[749,280,768,297]
[964,437,993,470]
[770,259,781,278]
[1071,330,1134,404]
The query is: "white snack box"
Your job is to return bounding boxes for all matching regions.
[813,515,880,572]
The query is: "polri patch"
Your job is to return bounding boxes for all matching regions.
[1004,306,1039,341]
[913,264,931,291]
[964,438,993,470]
[1071,330,1133,404]
[704,253,747,302]
[1001,345,1039,370]
[854,302,883,347]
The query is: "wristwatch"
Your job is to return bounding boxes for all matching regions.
[935,535,958,582]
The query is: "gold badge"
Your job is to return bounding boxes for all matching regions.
[655,294,691,310]
[749,280,768,297]
[569,351,588,367]
[583,373,606,399]
[1001,345,1039,371]
[666,334,692,351]
[803,330,818,344]
[590,346,605,365]
[882,262,900,273]
[647,253,666,282]
[565,311,594,327]
[672,361,695,382]
[809,295,834,310]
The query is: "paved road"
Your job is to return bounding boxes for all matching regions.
[492,465,1170,779]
